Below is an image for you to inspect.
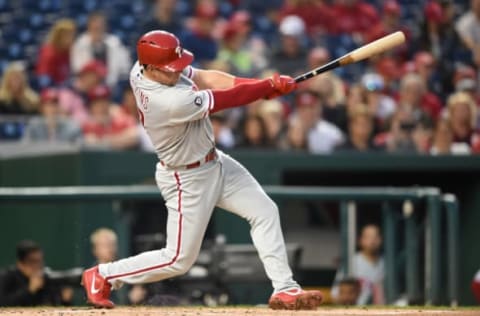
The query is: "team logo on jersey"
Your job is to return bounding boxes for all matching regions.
[194,96,202,106]
[175,46,183,58]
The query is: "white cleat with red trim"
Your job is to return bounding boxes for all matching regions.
[81,266,115,308]
[268,288,323,310]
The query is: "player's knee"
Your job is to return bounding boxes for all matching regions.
[170,254,196,276]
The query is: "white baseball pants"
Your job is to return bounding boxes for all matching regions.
[98,151,299,293]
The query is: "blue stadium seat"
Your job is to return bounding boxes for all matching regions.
[7,43,25,60]
[21,0,62,13]
[0,121,26,140]
[83,0,101,12]
[120,15,135,30]
[0,0,12,13]
[0,58,9,74]
[113,30,127,44]
[176,0,192,17]
[29,13,47,29]
[75,14,89,30]
[34,75,54,90]
[18,29,34,45]
[218,1,233,18]
[131,1,146,16]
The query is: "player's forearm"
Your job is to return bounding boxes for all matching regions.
[210,80,274,113]
[193,69,235,90]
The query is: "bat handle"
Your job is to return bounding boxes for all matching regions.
[294,59,342,83]
[294,71,317,83]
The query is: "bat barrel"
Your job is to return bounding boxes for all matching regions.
[293,31,406,83]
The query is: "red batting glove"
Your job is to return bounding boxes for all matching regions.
[266,73,297,99]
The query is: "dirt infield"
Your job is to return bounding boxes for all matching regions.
[1,307,479,316]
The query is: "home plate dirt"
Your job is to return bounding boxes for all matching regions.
[1,307,479,316]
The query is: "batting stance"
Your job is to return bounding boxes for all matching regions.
[81,30,323,310]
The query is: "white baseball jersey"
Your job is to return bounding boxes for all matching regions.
[130,62,215,166]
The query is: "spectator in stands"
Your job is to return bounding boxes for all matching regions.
[336,105,378,152]
[90,228,139,304]
[472,269,480,304]
[413,51,442,99]
[237,115,269,148]
[0,240,72,306]
[305,47,347,130]
[270,15,308,76]
[279,0,334,36]
[452,66,480,105]
[71,11,131,88]
[141,0,183,36]
[412,116,434,154]
[82,85,139,150]
[210,113,235,150]
[430,118,454,155]
[58,60,107,125]
[217,20,257,77]
[330,0,380,42]
[456,0,480,67]
[256,99,286,148]
[227,11,268,72]
[90,228,118,264]
[375,57,401,97]
[293,90,344,154]
[22,88,82,144]
[36,19,76,85]
[336,277,361,305]
[418,0,461,96]
[346,84,365,112]
[360,73,396,132]
[0,62,39,115]
[377,107,417,153]
[331,224,385,305]
[397,73,442,121]
[365,0,409,60]
[445,91,480,153]
[180,1,219,67]
[285,116,307,151]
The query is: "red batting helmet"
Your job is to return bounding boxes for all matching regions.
[137,30,194,72]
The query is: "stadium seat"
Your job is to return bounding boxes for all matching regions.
[7,43,25,60]
[34,75,54,90]
[29,13,47,29]
[0,121,26,140]
[0,0,12,13]
[18,29,34,45]
[119,15,135,30]
[21,0,62,13]
[0,58,9,73]
[131,2,146,16]
[112,30,127,45]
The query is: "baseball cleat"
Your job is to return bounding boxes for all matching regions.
[81,266,115,308]
[268,288,323,310]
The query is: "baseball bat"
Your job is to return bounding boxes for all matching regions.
[294,31,406,83]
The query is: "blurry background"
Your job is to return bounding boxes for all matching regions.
[0,0,480,308]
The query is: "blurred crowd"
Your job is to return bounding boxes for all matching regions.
[2,0,480,155]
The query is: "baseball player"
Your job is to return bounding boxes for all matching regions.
[81,30,323,310]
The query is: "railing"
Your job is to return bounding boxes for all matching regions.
[0,185,459,306]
